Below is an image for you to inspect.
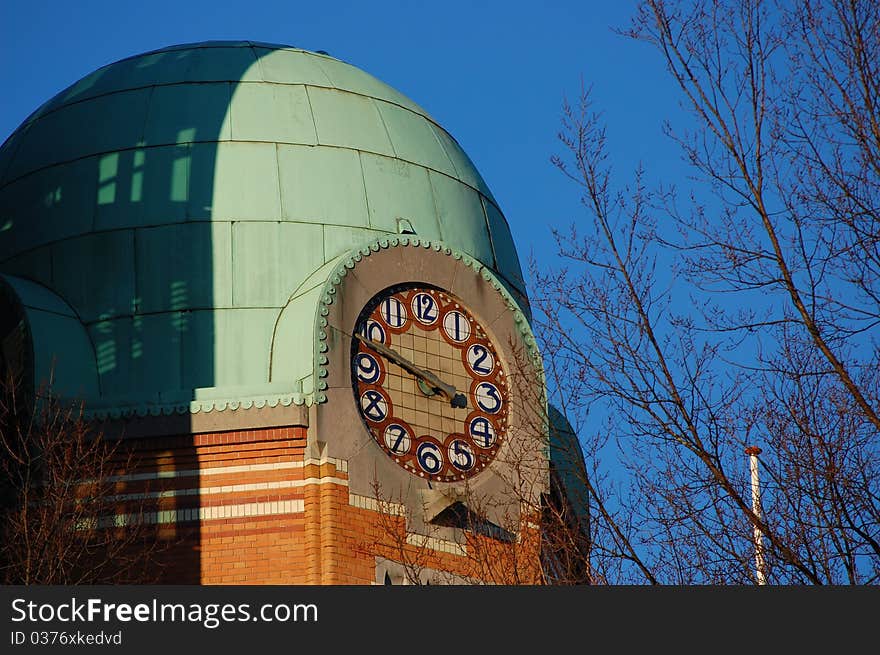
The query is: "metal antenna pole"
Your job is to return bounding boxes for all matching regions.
[745,446,766,585]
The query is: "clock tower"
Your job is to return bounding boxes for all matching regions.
[0,42,583,584]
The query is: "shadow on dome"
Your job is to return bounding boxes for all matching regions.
[0,40,531,583]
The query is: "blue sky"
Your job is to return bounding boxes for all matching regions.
[0,0,691,278]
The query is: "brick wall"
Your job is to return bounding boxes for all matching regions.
[111,424,541,584]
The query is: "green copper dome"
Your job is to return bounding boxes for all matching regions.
[0,41,527,414]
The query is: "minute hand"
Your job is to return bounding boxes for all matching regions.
[355,334,468,409]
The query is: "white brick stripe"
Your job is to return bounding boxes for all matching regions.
[106,476,349,503]
[304,455,349,473]
[299,476,349,487]
[349,493,405,516]
[90,499,306,528]
[106,457,348,483]
[406,533,467,557]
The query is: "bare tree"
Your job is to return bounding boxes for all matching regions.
[0,373,167,584]
[532,0,880,584]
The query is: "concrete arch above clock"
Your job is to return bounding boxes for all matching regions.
[0,41,528,415]
[270,237,539,403]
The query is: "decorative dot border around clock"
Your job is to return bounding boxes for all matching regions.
[313,237,543,406]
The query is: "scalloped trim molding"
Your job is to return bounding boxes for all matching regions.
[83,392,311,421]
[312,236,543,404]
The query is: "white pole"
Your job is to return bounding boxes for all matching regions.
[745,445,766,585]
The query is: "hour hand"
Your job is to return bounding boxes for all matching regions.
[354,333,468,409]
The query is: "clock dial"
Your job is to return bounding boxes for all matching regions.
[351,285,508,482]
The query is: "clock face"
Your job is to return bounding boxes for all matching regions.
[351,284,509,482]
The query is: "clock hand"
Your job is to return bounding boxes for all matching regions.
[354,333,468,409]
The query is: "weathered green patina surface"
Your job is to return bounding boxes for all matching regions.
[0,42,527,417]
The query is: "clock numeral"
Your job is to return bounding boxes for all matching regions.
[416,441,443,474]
[412,292,439,324]
[469,417,497,448]
[475,382,502,414]
[360,319,386,344]
[360,390,388,422]
[381,297,407,328]
[443,310,471,343]
[355,352,381,383]
[383,424,411,454]
[467,344,494,375]
[448,439,476,471]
